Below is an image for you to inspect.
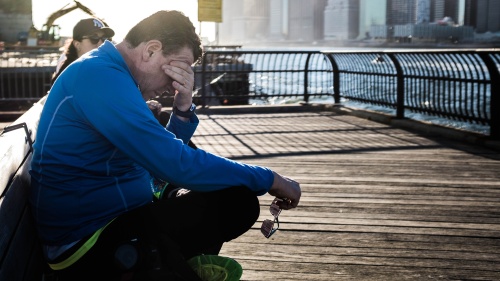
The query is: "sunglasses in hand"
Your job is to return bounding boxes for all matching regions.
[261,197,285,239]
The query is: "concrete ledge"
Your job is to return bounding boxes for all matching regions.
[176,103,500,151]
[5,102,499,152]
[194,103,327,115]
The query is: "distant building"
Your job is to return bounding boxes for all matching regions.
[443,0,460,22]
[0,0,32,43]
[432,0,460,23]
[471,0,500,33]
[386,0,461,26]
[464,0,478,28]
[387,0,417,25]
[313,0,329,40]
[219,0,327,45]
[371,0,475,43]
[432,0,446,21]
[268,0,286,41]
[461,0,500,33]
[359,0,386,39]
[324,0,360,40]
[216,0,496,46]
[217,0,241,44]
[288,0,316,42]
[392,24,474,43]
[416,0,431,24]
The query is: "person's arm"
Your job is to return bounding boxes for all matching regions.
[165,113,198,144]
[162,60,194,123]
[74,63,273,195]
[159,60,198,142]
[268,172,301,210]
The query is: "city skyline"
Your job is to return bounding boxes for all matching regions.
[216,0,499,45]
[1,0,499,46]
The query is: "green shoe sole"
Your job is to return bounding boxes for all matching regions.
[187,255,243,281]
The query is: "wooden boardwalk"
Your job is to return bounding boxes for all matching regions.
[191,107,500,281]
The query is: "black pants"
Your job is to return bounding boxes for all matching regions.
[49,186,260,281]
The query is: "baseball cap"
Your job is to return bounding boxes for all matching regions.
[73,18,115,41]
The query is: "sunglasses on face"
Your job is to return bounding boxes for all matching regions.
[82,35,109,44]
[261,197,283,238]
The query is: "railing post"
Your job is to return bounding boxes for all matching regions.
[304,53,312,103]
[478,52,500,140]
[323,53,340,104]
[200,54,209,108]
[387,53,405,119]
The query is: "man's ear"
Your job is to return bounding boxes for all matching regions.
[143,40,162,61]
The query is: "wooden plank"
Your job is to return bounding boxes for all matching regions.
[221,231,500,280]
[1,108,498,280]
[192,111,500,281]
[231,231,500,253]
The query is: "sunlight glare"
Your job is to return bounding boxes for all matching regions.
[31,0,215,42]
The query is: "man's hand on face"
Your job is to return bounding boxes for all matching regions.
[162,60,194,111]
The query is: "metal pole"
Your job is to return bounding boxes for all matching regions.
[388,53,405,119]
[478,52,500,140]
[216,23,219,45]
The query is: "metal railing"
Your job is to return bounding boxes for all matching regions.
[194,49,499,139]
[193,50,333,106]
[1,48,499,139]
[0,50,58,103]
[323,50,499,138]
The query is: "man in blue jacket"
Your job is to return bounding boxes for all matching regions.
[29,10,300,281]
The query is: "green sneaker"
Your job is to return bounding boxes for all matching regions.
[187,255,243,281]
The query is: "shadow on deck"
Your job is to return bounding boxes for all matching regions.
[191,105,500,281]
[1,104,499,280]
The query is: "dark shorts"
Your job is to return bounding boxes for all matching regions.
[48,186,260,281]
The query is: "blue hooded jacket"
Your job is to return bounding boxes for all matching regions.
[29,41,273,246]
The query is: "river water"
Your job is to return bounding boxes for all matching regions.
[239,46,491,135]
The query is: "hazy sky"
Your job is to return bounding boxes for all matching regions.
[31,0,217,42]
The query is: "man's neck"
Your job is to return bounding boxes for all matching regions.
[116,41,141,81]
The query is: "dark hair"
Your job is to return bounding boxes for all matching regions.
[124,10,203,63]
[51,41,79,85]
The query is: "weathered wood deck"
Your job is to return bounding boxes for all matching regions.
[192,107,500,281]
[1,105,499,280]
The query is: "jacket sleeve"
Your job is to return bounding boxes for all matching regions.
[72,62,274,195]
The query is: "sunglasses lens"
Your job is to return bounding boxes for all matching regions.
[85,36,106,44]
[261,197,283,238]
[260,219,274,238]
[270,203,281,217]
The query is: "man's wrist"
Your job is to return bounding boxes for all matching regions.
[173,103,196,118]
[174,102,192,112]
